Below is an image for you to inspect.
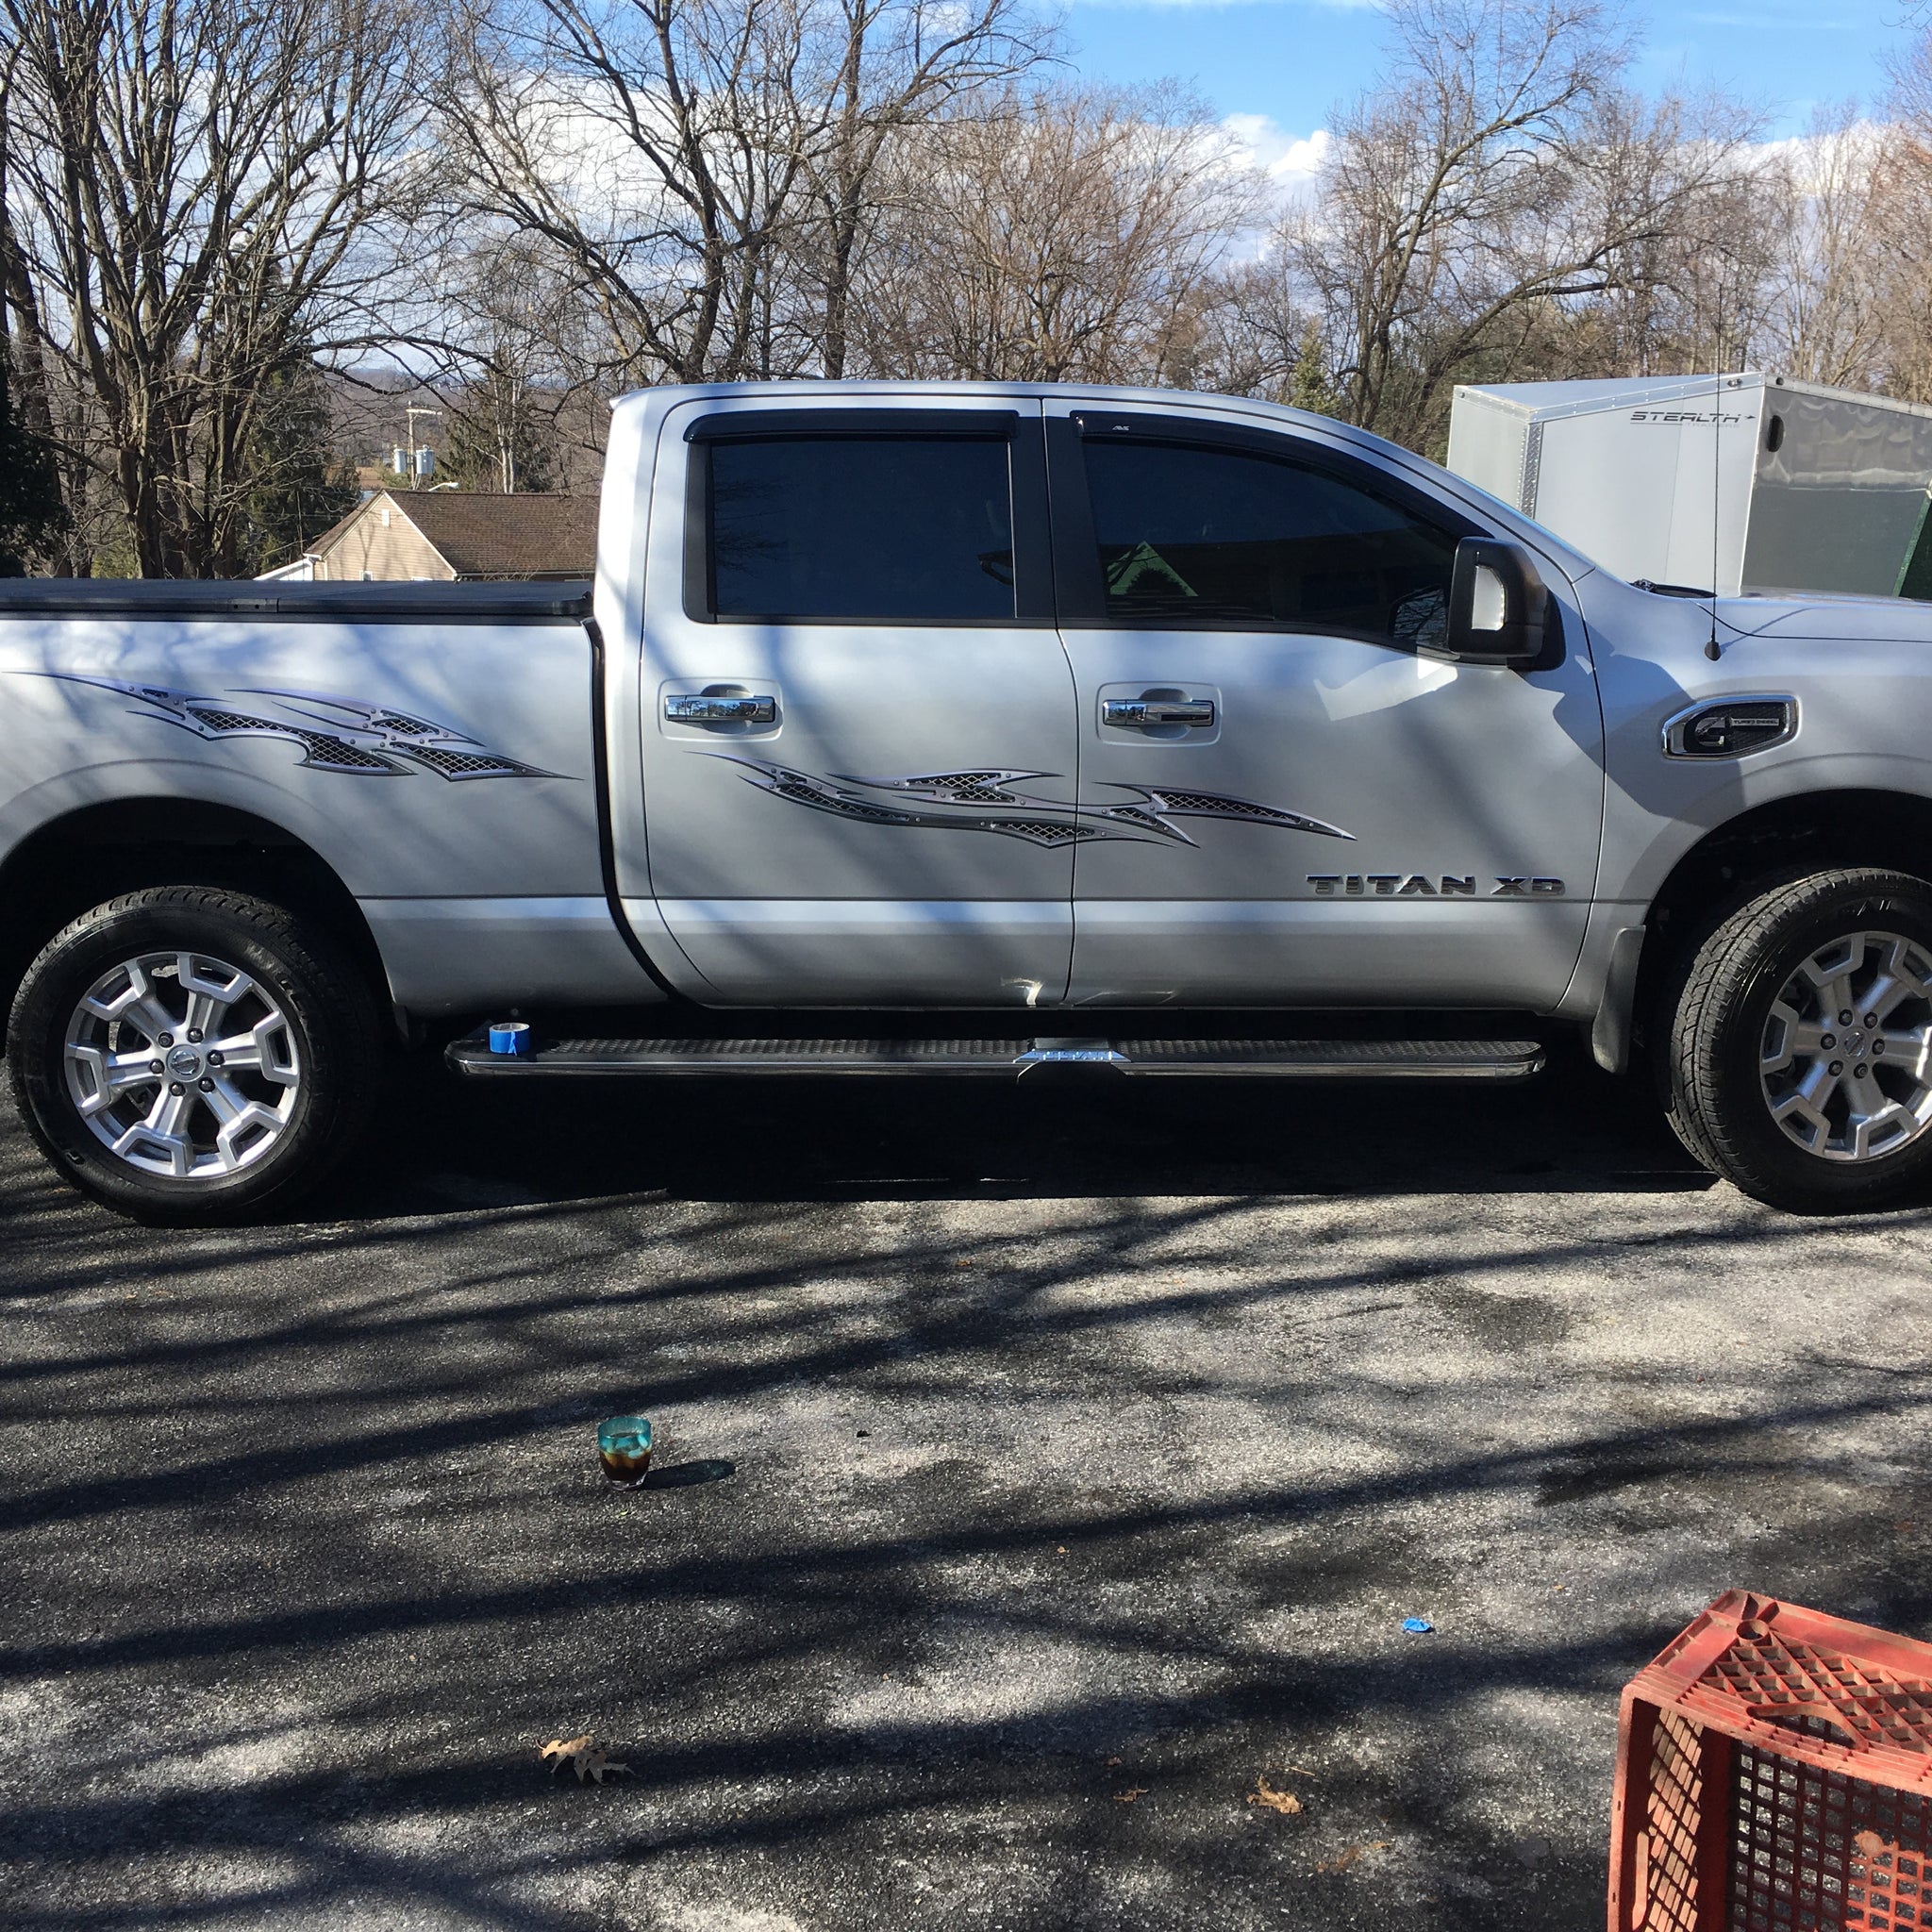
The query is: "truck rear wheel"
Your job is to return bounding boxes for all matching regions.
[8,886,381,1224]
[1662,867,1932,1211]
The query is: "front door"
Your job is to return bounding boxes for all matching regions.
[640,397,1077,1006]
[1045,401,1605,1008]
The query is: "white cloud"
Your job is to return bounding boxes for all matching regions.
[1221,114,1331,185]
[1747,117,1888,192]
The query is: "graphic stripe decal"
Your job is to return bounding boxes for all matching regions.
[29,675,565,780]
[713,758,1353,848]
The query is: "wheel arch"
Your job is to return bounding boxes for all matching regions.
[1634,788,1932,1052]
[0,798,394,1038]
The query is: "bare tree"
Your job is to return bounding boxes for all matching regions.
[1288,0,1763,448]
[13,0,1915,575]
[431,235,593,491]
[801,0,1047,376]
[438,0,816,385]
[1,41,105,572]
[1762,108,1891,388]
[439,0,1043,388]
[851,81,1262,383]
[1860,36,1932,403]
[1522,105,1784,385]
[0,0,431,575]
[0,288,82,575]
[1161,247,1326,407]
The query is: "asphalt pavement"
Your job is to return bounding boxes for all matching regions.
[3,1041,1929,1930]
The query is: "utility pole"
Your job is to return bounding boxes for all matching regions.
[398,405,441,489]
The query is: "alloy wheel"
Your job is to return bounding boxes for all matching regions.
[61,950,302,1180]
[1758,928,1932,1162]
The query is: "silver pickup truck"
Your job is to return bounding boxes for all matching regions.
[6,381,1931,1222]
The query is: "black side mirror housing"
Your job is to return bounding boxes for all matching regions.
[1433,537,1549,667]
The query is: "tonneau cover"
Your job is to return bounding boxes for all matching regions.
[0,580,592,623]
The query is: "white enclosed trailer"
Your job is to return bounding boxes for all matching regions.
[1445,373,1932,599]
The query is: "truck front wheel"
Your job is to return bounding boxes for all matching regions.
[8,886,381,1224]
[1663,867,1932,1211]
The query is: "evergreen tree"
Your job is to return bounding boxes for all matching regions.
[0,358,68,575]
[1286,323,1337,419]
[242,351,360,572]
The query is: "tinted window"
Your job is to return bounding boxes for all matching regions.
[708,436,1015,622]
[1082,439,1459,643]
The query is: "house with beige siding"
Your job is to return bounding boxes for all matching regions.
[266,491,599,582]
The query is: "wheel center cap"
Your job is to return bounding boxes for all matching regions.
[1845,1031,1866,1057]
[165,1044,203,1079]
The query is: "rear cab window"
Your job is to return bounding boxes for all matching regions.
[685,409,1049,625]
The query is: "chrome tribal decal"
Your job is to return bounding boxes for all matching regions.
[713,758,1353,848]
[33,675,563,779]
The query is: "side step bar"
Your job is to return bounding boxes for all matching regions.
[446,1034,1545,1081]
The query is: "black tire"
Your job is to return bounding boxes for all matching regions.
[1661,866,1932,1212]
[8,886,381,1224]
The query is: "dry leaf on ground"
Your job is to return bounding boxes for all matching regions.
[1247,1775,1303,1816]
[540,1735,631,1784]
[1114,1787,1149,1804]
[1317,1840,1391,1875]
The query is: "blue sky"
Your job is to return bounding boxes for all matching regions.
[1060,0,1912,155]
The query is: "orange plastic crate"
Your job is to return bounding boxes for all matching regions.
[1609,1591,1932,1932]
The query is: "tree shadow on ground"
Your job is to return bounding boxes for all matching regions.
[2,1056,1928,1929]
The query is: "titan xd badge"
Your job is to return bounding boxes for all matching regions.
[1306,874,1566,896]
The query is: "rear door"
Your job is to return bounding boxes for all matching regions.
[1047,400,1604,1008]
[639,397,1078,1005]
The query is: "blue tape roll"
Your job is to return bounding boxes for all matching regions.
[488,1020,532,1057]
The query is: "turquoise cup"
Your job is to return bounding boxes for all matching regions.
[597,1415,653,1486]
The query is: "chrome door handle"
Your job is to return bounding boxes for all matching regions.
[1102,698,1216,727]
[665,692,775,724]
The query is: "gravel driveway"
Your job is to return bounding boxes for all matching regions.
[3,1044,1928,1930]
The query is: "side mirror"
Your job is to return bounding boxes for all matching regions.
[1435,537,1549,667]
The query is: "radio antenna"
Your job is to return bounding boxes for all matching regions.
[1706,369,1724,659]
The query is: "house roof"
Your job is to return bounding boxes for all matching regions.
[317,491,600,578]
